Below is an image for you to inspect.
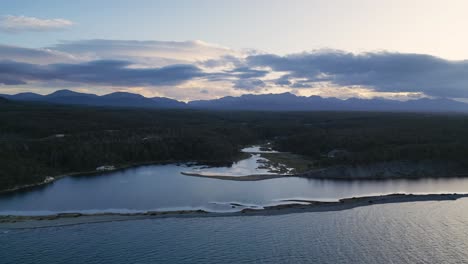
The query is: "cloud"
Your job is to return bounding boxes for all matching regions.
[227,67,269,79]
[0,44,78,64]
[273,74,292,86]
[4,40,468,100]
[0,15,73,33]
[50,39,242,67]
[247,51,468,98]
[0,60,204,86]
[233,78,266,91]
[200,55,244,68]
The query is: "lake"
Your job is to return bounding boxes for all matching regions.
[2,199,468,264]
[2,154,468,215]
[2,147,468,263]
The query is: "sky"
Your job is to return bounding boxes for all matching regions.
[1,0,468,101]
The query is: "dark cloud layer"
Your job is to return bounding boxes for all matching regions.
[0,44,76,64]
[227,67,269,79]
[3,41,468,99]
[233,78,266,90]
[247,51,468,98]
[0,60,204,86]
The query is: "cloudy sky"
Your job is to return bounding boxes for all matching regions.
[2,0,468,101]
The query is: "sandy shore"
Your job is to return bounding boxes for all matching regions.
[1,193,466,229]
[180,171,293,181]
[181,170,468,181]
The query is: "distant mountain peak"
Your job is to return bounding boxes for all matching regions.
[103,92,145,98]
[187,93,468,112]
[47,89,95,97]
[10,92,43,99]
[3,90,468,112]
[48,89,75,95]
[15,92,41,96]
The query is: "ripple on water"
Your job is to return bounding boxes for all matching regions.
[2,199,468,264]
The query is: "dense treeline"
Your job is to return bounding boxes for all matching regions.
[2,99,468,190]
[0,102,262,189]
[273,112,468,167]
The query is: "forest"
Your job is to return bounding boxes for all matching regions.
[2,98,468,191]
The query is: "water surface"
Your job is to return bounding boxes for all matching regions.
[2,199,468,264]
[2,162,468,215]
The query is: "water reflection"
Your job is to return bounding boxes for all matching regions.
[1,161,468,215]
[187,154,283,176]
[188,145,291,176]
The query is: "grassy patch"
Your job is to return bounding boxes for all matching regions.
[261,152,316,174]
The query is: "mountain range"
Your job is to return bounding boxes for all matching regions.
[2,89,468,112]
[0,90,185,109]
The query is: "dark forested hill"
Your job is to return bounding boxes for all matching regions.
[1,90,185,109]
[3,100,468,191]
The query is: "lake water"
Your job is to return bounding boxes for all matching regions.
[2,199,468,264]
[3,146,468,263]
[2,160,468,215]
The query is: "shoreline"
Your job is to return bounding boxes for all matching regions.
[0,158,233,195]
[180,171,294,181]
[181,167,468,182]
[5,154,468,194]
[1,193,466,229]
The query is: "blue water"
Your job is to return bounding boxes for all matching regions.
[2,199,468,264]
[2,162,468,215]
